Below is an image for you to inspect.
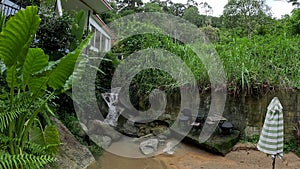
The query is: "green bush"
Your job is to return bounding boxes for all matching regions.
[31,2,87,61]
[31,5,75,60]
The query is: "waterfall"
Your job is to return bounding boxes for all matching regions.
[102,87,123,126]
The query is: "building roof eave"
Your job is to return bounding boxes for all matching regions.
[94,14,117,40]
[80,0,112,14]
[100,0,113,10]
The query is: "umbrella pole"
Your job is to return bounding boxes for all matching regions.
[272,156,276,169]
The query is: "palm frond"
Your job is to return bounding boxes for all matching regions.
[63,56,88,92]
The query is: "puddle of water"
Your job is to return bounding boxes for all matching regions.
[89,152,163,169]
[87,141,204,169]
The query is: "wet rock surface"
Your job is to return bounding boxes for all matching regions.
[120,120,139,137]
[139,138,159,155]
[50,118,95,169]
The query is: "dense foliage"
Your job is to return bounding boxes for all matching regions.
[32,1,87,61]
[32,5,75,60]
[97,0,300,109]
[0,6,90,168]
[1,1,297,166]
[222,0,272,39]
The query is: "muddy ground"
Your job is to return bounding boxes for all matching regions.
[89,143,300,169]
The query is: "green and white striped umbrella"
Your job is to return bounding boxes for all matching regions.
[257,97,283,169]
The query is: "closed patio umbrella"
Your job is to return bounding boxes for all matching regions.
[257,97,284,169]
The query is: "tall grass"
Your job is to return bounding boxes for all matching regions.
[216,34,300,95]
[101,32,299,100]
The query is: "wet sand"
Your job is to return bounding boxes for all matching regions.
[89,143,300,169]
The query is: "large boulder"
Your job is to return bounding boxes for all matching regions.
[89,135,112,149]
[87,120,122,141]
[171,126,240,156]
[50,118,95,169]
[120,120,139,137]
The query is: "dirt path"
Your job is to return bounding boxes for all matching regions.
[156,143,300,169]
[89,143,300,169]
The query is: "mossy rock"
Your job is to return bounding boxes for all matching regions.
[198,130,240,156]
[171,128,240,156]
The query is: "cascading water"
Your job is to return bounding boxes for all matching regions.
[102,87,123,126]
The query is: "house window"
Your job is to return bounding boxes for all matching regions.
[89,17,111,52]
[1,0,21,16]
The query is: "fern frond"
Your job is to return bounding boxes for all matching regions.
[0,91,39,132]
[0,107,28,132]
[0,92,39,132]
[13,92,35,108]
[0,134,20,144]
[24,141,46,156]
[0,153,54,169]
[0,134,58,156]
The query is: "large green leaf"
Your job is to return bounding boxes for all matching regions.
[22,48,49,93]
[0,10,5,32]
[70,10,87,51]
[0,6,41,68]
[29,125,60,156]
[28,77,48,95]
[5,65,18,89]
[63,56,88,92]
[47,34,92,92]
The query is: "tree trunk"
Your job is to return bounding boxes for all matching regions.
[248,30,252,39]
[247,22,252,39]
